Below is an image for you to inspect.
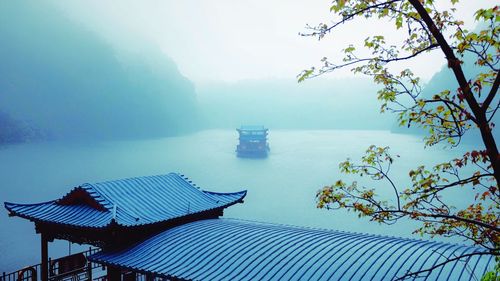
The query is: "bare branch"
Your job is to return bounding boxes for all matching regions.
[394,251,498,280]
[300,0,403,38]
[373,209,500,233]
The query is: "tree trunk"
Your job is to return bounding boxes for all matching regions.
[408,0,500,185]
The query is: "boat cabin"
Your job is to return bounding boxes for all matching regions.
[236,125,269,158]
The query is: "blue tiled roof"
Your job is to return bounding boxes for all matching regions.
[89,219,494,281]
[4,173,246,228]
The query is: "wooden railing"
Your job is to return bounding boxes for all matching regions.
[1,248,104,281]
[1,248,176,281]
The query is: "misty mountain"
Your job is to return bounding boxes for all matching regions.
[0,2,199,142]
[196,78,393,130]
[0,111,43,144]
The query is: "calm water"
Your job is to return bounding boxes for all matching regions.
[0,130,475,271]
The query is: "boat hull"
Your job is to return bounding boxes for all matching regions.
[236,145,269,158]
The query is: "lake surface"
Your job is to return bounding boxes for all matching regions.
[0,130,475,271]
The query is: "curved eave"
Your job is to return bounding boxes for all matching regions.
[202,190,247,204]
[4,201,112,229]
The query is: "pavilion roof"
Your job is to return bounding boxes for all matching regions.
[4,173,246,229]
[89,218,494,281]
[237,125,268,132]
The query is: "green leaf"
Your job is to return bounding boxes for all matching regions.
[395,16,403,29]
[297,69,314,83]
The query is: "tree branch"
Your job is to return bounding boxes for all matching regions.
[374,209,500,233]
[483,71,500,111]
[301,0,403,38]
[394,251,497,280]
[424,99,477,124]
[380,43,439,63]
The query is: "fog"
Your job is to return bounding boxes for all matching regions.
[0,2,199,142]
[0,0,495,274]
[0,1,493,142]
[1,1,389,142]
[197,78,393,130]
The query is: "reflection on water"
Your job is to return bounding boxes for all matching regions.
[0,130,474,271]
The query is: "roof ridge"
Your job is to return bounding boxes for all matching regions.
[88,173,215,227]
[58,184,110,212]
[92,172,178,186]
[220,218,482,248]
[80,183,112,207]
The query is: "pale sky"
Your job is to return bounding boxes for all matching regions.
[55,0,491,84]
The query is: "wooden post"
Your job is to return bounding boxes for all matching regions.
[87,246,93,281]
[122,271,136,281]
[41,233,48,281]
[87,260,93,281]
[107,266,121,281]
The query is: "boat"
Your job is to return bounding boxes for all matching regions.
[236,125,270,158]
